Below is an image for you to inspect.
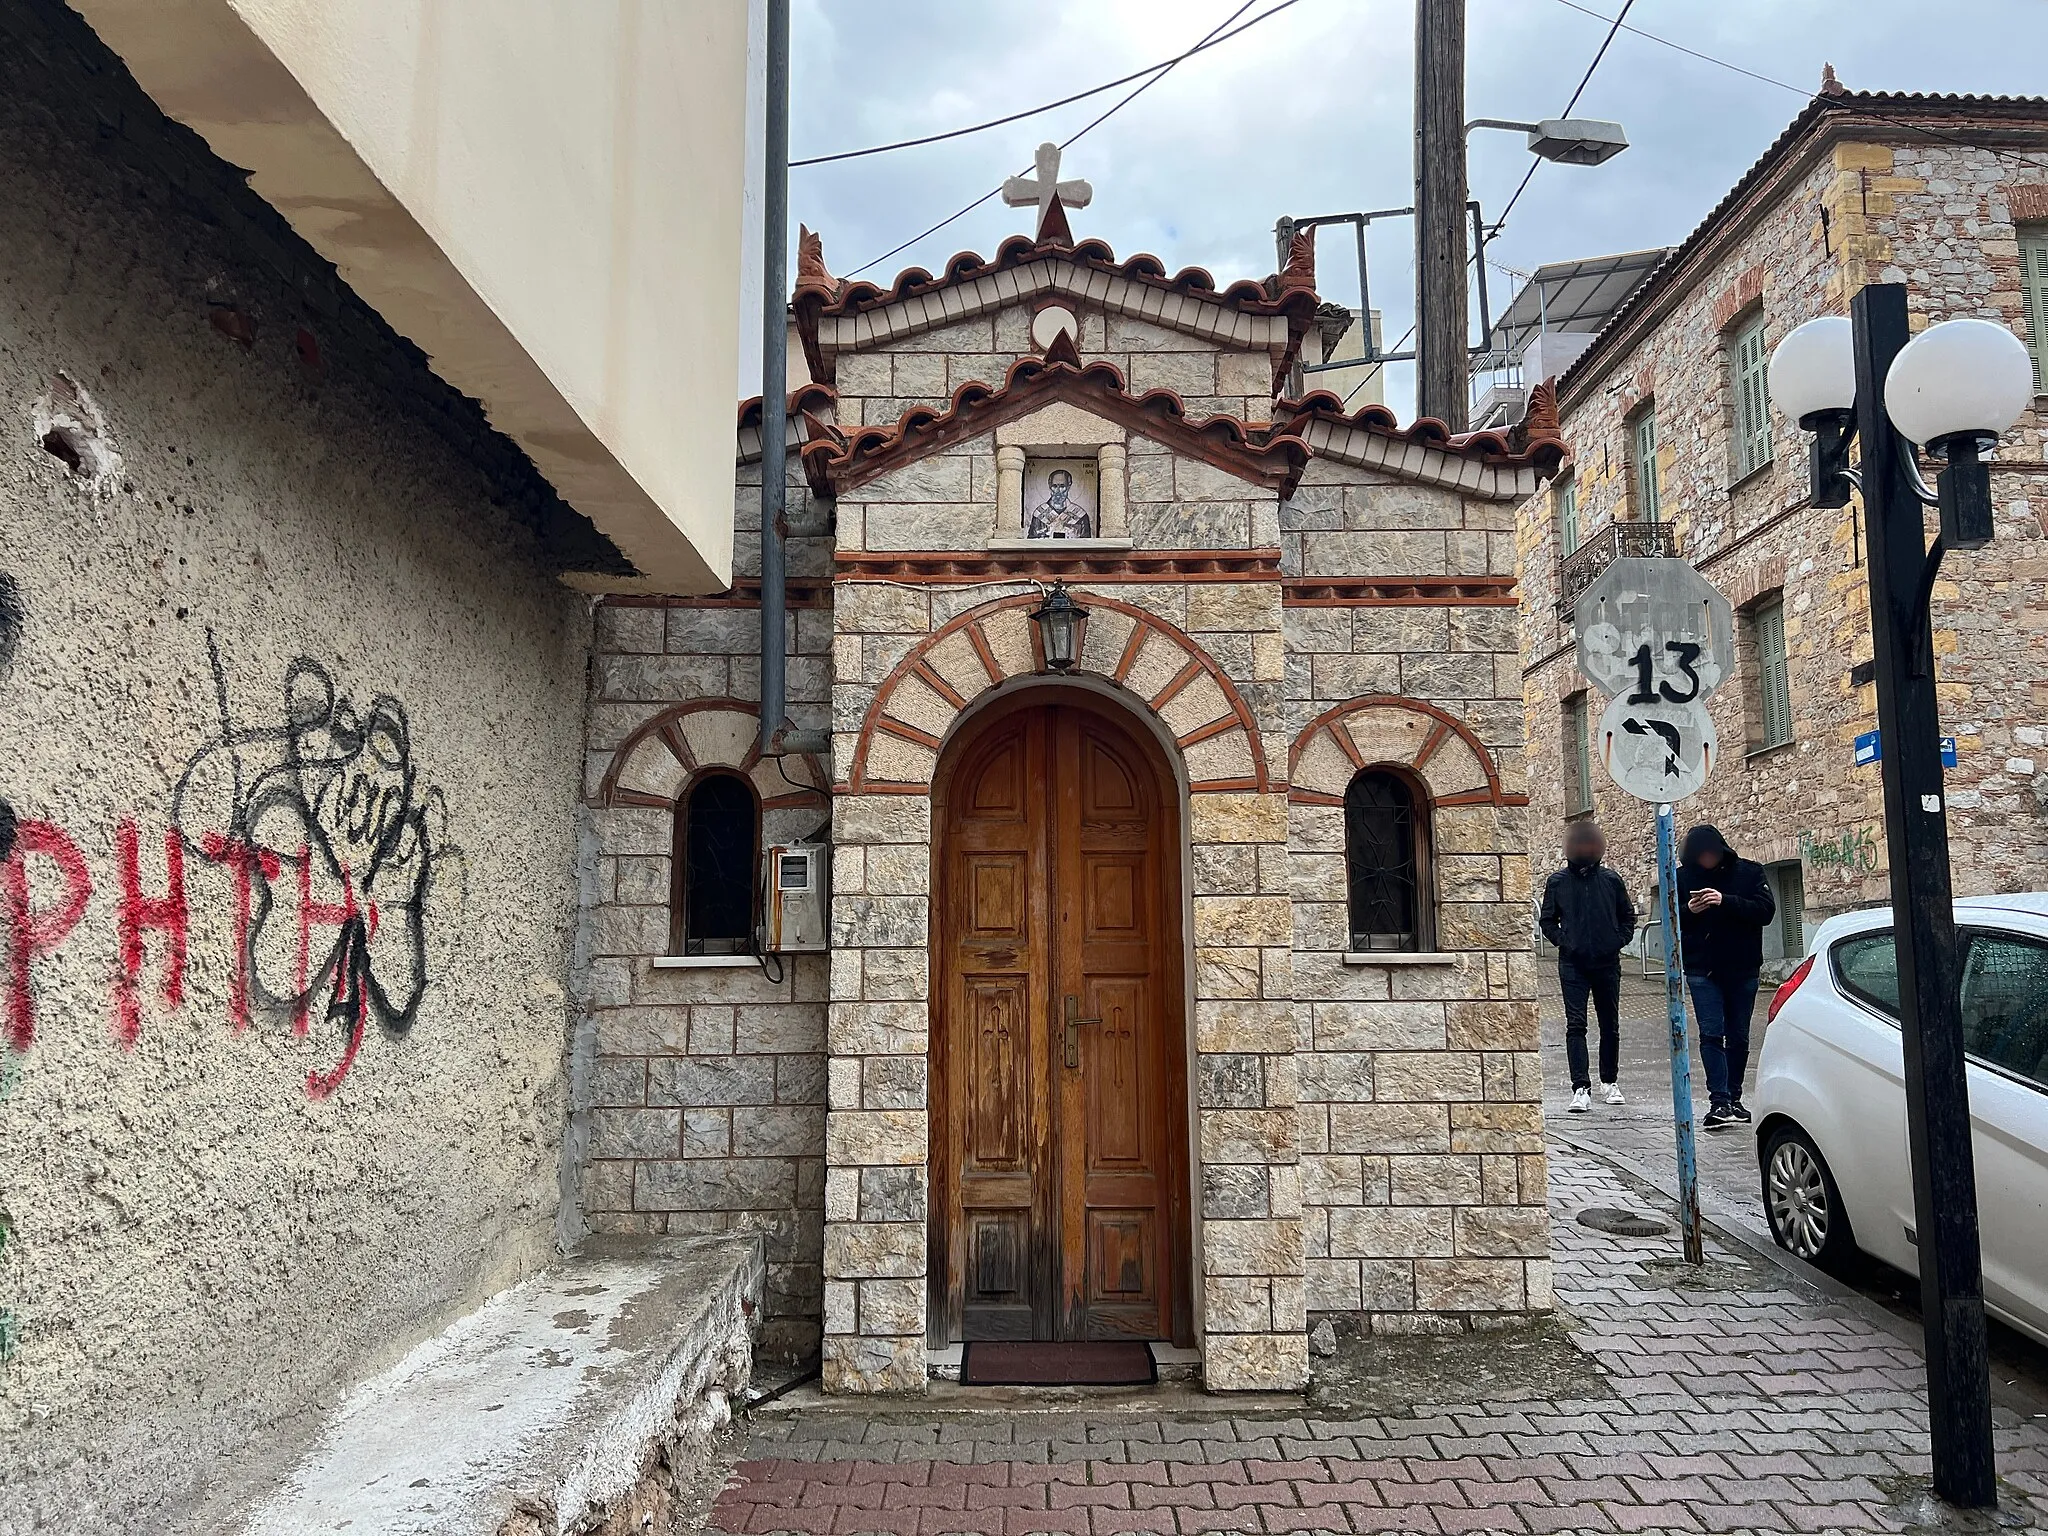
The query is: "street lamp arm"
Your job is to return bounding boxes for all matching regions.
[1899,437,1942,509]
[1909,534,1948,680]
[1465,117,1541,136]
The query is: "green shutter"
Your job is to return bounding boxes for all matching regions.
[1757,599,1791,748]
[1777,861,1805,960]
[1633,410,1660,522]
[1557,476,1580,555]
[2021,231,2048,394]
[1733,317,1772,479]
[1568,695,1594,814]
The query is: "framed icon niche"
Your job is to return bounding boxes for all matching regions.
[1019,457,1099,540]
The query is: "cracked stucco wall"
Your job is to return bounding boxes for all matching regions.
[0,5,589,1530]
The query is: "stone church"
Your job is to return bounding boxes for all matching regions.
[574,179,1564,1394]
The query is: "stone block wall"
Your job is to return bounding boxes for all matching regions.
[1519,130,2048,925]
[571,466,836,1363]
[1284,462,1549,1332]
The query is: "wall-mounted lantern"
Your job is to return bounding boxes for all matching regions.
[1029,581,1086,672]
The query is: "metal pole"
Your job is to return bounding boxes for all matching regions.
[1851,282,1995,1507]
[1656,802,1703,1265]
[757,0,791,756]
[1413,0,1468,430]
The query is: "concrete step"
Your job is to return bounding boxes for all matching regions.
[233,1235,762,1536]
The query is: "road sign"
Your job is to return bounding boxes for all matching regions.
[1598,692,1719,802]
[1855,728,1957,768]
[1575,556,1736,708]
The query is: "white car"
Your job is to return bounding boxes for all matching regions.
[1749,893,2048,1344]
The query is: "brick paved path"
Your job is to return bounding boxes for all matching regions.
[709,1149,2048,1534]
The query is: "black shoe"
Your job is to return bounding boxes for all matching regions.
[1729,1100,1753,1123]
[1703,1104,1734,1131]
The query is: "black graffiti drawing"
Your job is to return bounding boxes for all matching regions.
[172,632,464,1095]
[0,572,21,678]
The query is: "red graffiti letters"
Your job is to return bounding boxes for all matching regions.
[198,835,281,1033]
[2,821,93,1051]
[114,820,187,1049]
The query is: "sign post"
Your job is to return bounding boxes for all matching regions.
[1574,556,1735,1267]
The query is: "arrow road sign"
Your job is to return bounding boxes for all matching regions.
[1598,692,1719,803]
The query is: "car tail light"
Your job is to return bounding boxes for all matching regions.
[1768,954,1816,1022]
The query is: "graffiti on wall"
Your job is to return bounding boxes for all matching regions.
[1,631,463,1098]
[1799,825,1880,875]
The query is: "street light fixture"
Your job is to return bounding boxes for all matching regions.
[1466,116,1630,166]
[1771,291,2033,1512]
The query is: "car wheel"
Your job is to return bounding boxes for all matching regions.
[1762,1124,1857,1273]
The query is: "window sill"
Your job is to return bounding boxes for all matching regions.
[1745,739,1796,765]
[986,538,1134,552]
[1726,460,1776,496]
[651,954,759,970]
[1342,951,1460,967]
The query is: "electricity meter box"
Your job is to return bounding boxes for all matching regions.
[762,842,828,953]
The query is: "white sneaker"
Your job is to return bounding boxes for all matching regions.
[1569,1087,1592,1113]
[1604,1082,1625,1105]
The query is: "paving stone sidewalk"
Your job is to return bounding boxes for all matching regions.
[708,1147,2048,1535]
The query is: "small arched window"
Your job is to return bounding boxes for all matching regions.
[1344,768,1433,953]
[674,772,760,955]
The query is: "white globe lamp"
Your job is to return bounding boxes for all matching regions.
[1883,317,2034,453]
[1768,316,1857,426]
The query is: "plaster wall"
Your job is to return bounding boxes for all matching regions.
[67,0,751,593]
[0,29,585,1533]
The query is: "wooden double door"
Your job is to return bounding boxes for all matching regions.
[931,695,1192,1345]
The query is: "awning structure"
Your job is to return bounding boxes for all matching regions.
[1485,247,1671,360]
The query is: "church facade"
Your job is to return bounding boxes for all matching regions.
[572,192,1564,1394]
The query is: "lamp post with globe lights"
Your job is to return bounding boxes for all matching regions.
[1770,285,2035,1511]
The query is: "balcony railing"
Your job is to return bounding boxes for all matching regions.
[1559,520,1680,613]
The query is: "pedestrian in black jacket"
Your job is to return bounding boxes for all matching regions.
[1540,821,1637,1113]
[1677,824,1777,1130]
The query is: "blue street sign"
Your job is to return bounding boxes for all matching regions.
[1854,729,1957,768]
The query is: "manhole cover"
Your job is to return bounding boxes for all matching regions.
[1577,1206,1671,1238]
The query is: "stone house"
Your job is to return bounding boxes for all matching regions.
[571,193,1567,1394]
[1518,90,2048,962]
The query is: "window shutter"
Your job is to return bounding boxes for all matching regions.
[2021,231,2048,395]
[1567,695,1594,815]
[1757,600,1791,747]
[1557,477,1580,555]
[1733,319,1772,479]
[1633,410,1660,522]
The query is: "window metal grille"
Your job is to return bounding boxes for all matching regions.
[1345,770,1423,952]
[678,772,758,954]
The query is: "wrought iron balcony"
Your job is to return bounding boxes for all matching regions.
[1559,520,1680,612]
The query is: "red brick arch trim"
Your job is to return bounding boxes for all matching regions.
[598,699,827,812]
[847,592,1271,795]
[1287,694,1527,808]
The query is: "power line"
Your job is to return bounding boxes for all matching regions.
[843,0,1294,280]
[793,2,1300,170]
[1547,0,2048,173]
[1489,0,1636,241]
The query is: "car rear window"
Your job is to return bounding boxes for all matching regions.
[1832,930,1901,1019]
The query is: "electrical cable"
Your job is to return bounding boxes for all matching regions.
[1546,0,2048,173]
[793,0,1303,169]
[843,0,1296,279]
[1489,0,1636,241]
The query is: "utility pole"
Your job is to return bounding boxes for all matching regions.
[1413,0,1468,431]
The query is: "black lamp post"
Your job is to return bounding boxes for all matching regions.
[1772,286,2034,1510]
[1030,581,1087,673]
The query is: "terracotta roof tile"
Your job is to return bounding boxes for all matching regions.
[1273,391,1567,475]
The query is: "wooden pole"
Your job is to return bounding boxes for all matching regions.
[1413,0,1468,431]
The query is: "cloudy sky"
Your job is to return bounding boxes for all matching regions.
[746,0,2047,417]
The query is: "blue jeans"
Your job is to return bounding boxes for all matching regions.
[1687,970,1761,1108]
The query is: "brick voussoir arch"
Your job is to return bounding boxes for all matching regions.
[847,592,1271,795]
[1288,693,1527,808]
[599,699,828,811]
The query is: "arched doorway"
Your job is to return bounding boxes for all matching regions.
[928,688,1193,1347]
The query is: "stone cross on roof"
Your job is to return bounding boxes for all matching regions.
[1002,142,1092,241]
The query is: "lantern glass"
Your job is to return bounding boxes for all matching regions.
[1768,316,1857,425]
[1030,583,1086,672]
[1884,317,2034,450]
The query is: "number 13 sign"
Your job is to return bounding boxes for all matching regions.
[1573,556,1736,804]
